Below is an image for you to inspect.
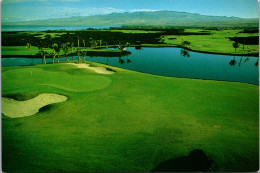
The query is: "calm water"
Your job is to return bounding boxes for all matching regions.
[2,47,259,85]
[1,25,120,31]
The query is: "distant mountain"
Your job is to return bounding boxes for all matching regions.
[3,11,259,27]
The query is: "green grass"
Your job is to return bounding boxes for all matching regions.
[2,29,258,57]
[162,29,259,55]
[2,62,259,172]
[1,46,124,57]
[1,46,44,55]
[107,30,164,33]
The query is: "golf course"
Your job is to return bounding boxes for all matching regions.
[2,55,259,172]
[1,2,259,172]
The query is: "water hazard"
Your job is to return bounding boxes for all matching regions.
[2,47,259,85]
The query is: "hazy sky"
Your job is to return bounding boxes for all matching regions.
[1,0,259,22]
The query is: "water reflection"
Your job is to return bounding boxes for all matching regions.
[238,57,242,67]
[255,58,259,66]
[2,47,258,85]
[126,56,132,64]
[180,49,190,57]
[244,57,249,63]
[106,57,109,65]
[118,57,125,64]
[229,57,237,66]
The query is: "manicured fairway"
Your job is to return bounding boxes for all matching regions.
[162,29,259,55]
[2,62,259,172]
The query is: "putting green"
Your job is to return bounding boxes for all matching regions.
[2,93,67,118]
[2,67,112,92]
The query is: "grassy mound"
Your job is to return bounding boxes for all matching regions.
[2,65,112,93]
[1,63,259,172]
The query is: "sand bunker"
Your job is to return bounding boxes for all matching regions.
[67,63,115,74]
[2,93,67,118]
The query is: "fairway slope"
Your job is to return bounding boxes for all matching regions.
[1,63,259,172]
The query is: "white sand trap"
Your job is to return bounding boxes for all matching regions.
[68,63,115,74]
[2,93,67,118]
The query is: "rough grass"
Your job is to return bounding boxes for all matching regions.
[1,63,259,172]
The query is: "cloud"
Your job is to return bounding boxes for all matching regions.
[2,0,79,3]
[54,0,80,1]
[2,0,47,3]
[129,9,160,12]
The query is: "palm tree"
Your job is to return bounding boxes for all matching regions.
[80,51,87,62]
[77,36,82,62]
[51,43,58,64]
[89,38,98,48]
[40,50,48,64]
[232,41,240,52]
[70,42,74,60]
[62,43,70,62]
[56,44,61,63]
[77,48,83,62]
[105,42,109,50]
[82,39,86,47]
[26,43,32,54]
[118,43,126,52]
[26,42,33,64]
[246,47,251,56]
[181,41,191,48]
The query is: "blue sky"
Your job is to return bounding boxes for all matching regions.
[1,0,259,22]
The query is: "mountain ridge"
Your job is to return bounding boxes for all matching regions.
[3,10,259,27]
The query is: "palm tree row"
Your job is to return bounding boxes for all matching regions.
[27,35,130,65]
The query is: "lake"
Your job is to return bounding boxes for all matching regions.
[2,47,259,85]
[1,25,120,31]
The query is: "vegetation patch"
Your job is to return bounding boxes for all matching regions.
[228,36,259,45]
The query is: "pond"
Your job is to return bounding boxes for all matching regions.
[2,47,259,85]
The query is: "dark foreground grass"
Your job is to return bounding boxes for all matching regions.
[1,62,259,172]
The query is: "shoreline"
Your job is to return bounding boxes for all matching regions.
[2,60,259,86]
[139,44,259,57]
[86,61,259,86]
[2,45,258,58]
